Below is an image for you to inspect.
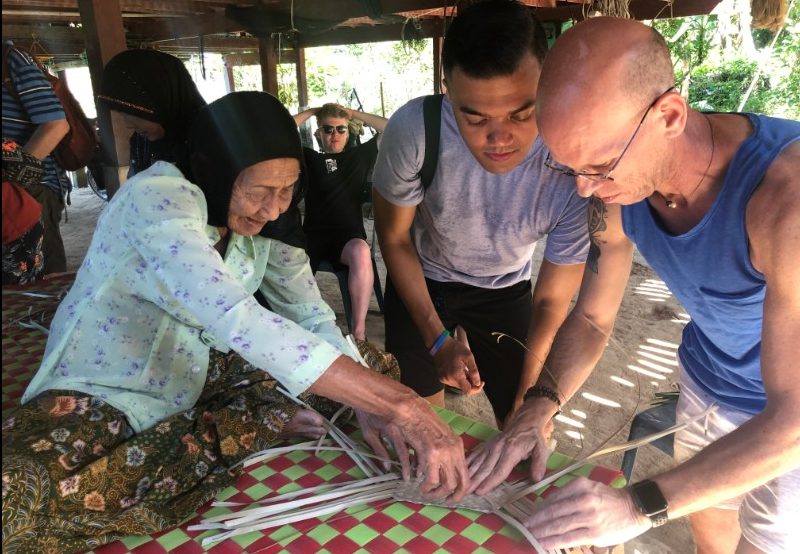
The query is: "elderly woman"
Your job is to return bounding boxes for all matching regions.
[1,92,467,553]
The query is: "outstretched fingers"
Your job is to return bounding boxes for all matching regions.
[467,438,523,495]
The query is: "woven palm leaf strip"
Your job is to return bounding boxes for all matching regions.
[195,337,716,552]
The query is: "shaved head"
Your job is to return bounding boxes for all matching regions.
[536,18,684,205]
[538,17,674,117]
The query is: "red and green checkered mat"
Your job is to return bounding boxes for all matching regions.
[2,273,76,418]
[2,276,625,553]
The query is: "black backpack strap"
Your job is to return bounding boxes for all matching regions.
[419,93,443,191]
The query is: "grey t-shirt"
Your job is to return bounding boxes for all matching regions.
[372,96,589,289]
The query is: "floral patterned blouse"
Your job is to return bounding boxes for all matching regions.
[23,162,354,433]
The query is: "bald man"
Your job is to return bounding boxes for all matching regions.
[466,17,800,553]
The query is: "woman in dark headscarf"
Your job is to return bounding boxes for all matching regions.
[1,92,468,553]
[97,49,207,176]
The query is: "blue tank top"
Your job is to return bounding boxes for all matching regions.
[622,114,800,414]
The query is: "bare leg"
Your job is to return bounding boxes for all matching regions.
[340,238,373,340]
[690,507,741,554]
[735,536,766,554]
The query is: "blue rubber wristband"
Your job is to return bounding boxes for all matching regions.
[428,329,451,357]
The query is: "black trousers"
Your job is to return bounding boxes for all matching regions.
[384,276,532,422]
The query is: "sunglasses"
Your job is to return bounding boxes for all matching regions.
[321,124,348,135]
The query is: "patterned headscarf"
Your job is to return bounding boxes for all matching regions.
[184,91,307,247]
[2,139,44,188]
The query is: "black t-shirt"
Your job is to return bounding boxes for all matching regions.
[302,136,378,236]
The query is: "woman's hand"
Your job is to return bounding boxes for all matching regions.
[280,408,327,439]
[355,397,470,503]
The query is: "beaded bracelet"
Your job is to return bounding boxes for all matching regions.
[523,385,563,415]
[428,329,451,357]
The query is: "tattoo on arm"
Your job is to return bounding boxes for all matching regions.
[587,197,608,274]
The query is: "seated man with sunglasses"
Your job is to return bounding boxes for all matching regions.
[294,104,388,340]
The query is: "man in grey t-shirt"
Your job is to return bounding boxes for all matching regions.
[372,0,589,425]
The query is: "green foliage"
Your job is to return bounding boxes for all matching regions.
[654,15,716,81]
[689,59,769,112]
[271,40,433,116]
[651,1,799,119]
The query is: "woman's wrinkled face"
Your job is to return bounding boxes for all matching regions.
[118,112,166,141]
[227,158,300,236]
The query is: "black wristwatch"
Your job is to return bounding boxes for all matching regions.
[629,479,669,528]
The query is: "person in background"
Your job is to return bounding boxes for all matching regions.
[468,17,800,553]
[2,41,70,274]
[2,139,45,285]
[294,104,388,340]
[96,49,207,178]
[1,92,468,554]
[98,48,306,250]
[372,0,589,426]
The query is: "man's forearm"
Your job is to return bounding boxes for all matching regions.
[656,408,800,519]
[350,110,388,132]
[293,108,318,127]
[517,299,578,400]
[24,119,69,160]
[532,309,611,407]
[382,240,444,348]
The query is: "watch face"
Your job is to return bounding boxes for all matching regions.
[632,480,668,517]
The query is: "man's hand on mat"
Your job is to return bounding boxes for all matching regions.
[355,399,470,502]
[523,478,651,549]
[433,329,484,395]
[280,408,327,440]
[466,399,555,495]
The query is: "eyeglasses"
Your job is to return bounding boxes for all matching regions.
[544,86,676,182]
[321,125,348,135]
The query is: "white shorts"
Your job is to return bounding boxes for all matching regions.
[674,368,800,553]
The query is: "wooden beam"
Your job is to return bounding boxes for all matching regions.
[138,1,463,41]
[141,35,259,51]
[77,0,128,199]
[533,0,722,21]
[297,19,443,48]
[222,52,260,67]
[259,36,278,96]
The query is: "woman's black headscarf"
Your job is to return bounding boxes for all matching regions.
[97,49,207,168]
[184,91,307,248]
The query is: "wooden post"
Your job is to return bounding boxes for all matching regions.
[223,55,236,93]
[77,0,128,199]
[294,46,312,147]
[295,47,308,109]
[432,36,444,94]
[259,36,279,96]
